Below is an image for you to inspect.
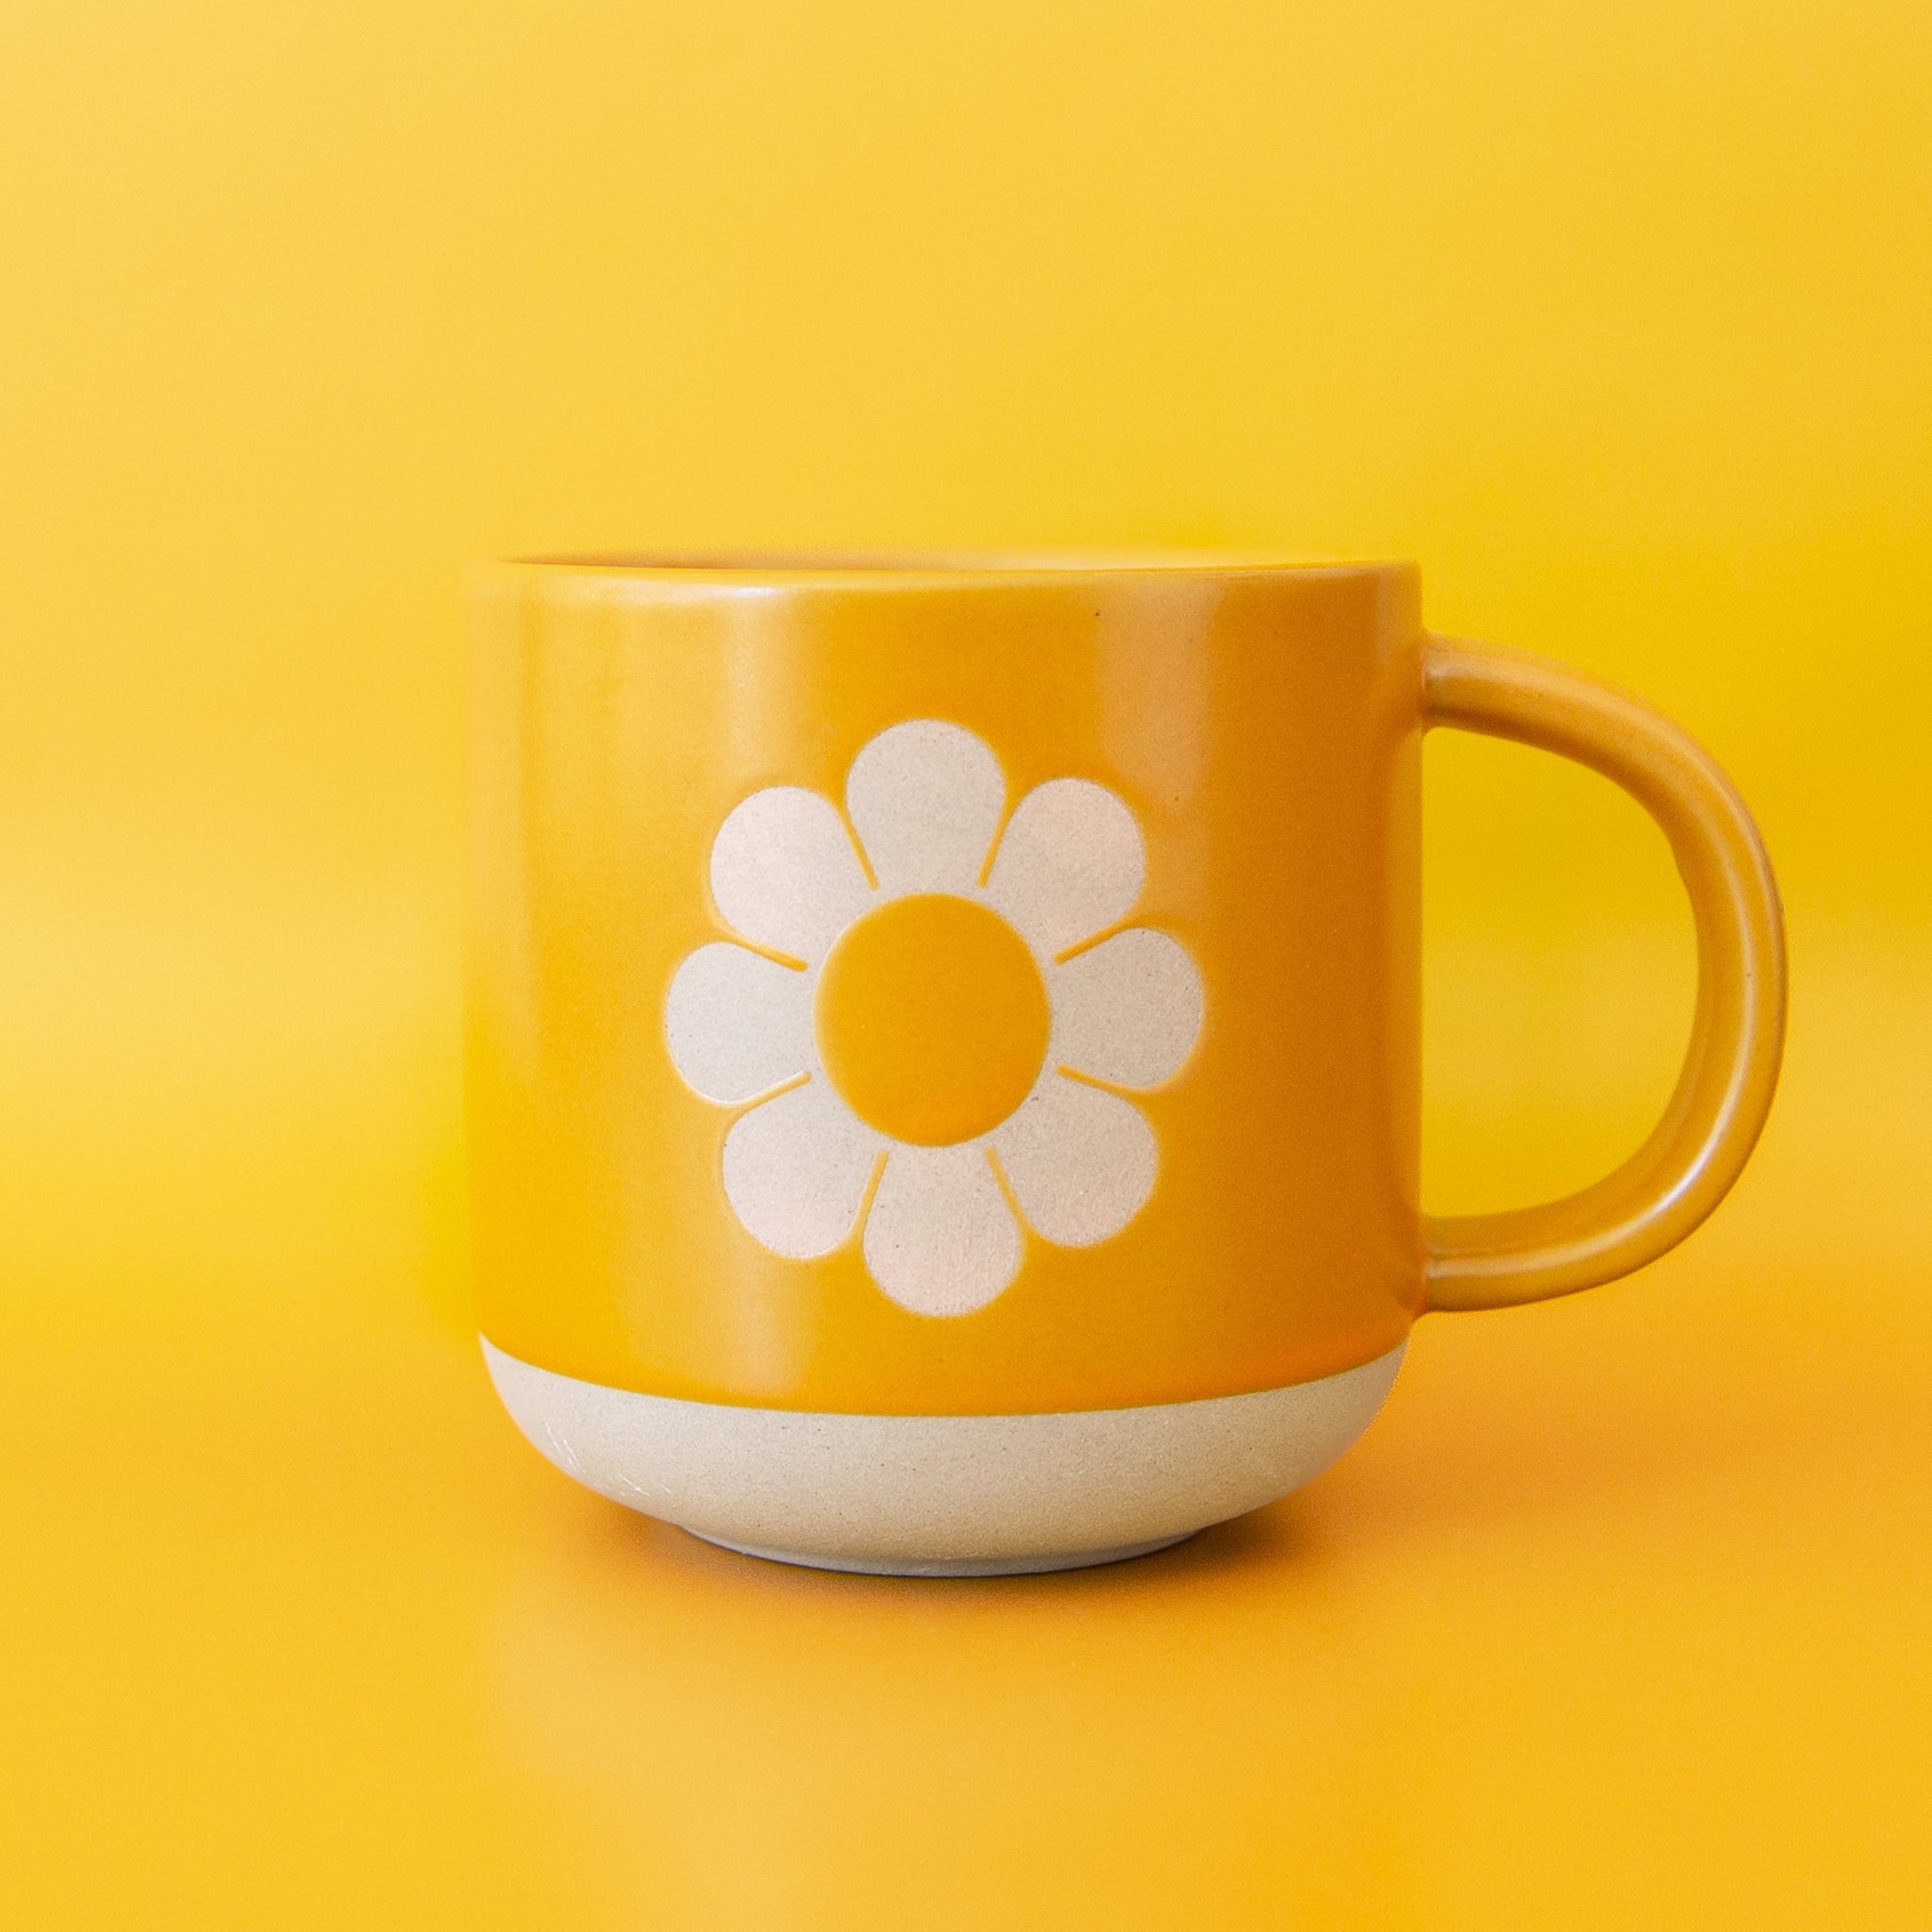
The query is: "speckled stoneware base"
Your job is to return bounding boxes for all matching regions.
[483,1338,1405,1576]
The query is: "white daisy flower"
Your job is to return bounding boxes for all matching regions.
[663,721,1204,1317]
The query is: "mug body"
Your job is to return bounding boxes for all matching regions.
[468,555,1425,1571]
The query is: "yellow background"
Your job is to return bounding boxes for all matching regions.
[3,1,1926,1924]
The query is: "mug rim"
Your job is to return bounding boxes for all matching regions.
[489,548,1410,587]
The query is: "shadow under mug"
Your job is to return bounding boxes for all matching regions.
[467,554,1785,1574]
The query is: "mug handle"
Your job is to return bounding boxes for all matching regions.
[1421,636,1788,1310]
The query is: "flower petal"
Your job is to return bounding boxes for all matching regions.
[986,778,1144,956]
[711,785,872,963]
[1048,926,1204,1089]
[721,1080,879,1258]
[664,942,814,1104]
[845,720,1006,895]
[861,1145,1022,1316]
[991,1074,1157,1247]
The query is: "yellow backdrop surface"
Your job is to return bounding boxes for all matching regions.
[3,1,1927,1925]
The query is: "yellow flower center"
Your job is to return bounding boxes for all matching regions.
[814,893,1050,1146]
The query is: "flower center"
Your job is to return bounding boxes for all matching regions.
[814,892,1051,1146]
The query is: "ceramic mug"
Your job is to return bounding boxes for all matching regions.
[468,554,1785,1574]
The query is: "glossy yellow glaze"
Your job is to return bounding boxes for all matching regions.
[467,559,1784,1413]
[469,560,1428,1410]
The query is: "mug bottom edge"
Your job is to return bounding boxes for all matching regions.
[481,1337,1406,1575]
[685,1527,1197,1577]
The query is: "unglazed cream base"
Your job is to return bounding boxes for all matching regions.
[482,1338,1405,1576]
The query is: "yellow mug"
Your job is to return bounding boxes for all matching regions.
[468,554,1785,1574]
